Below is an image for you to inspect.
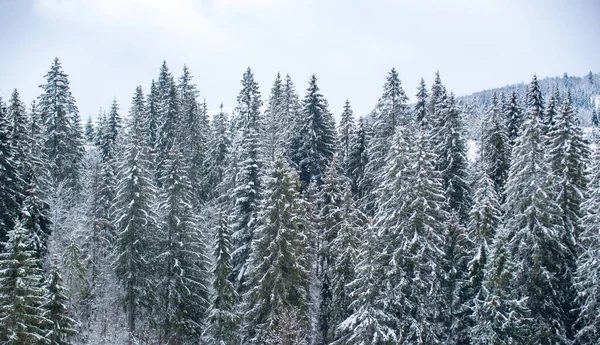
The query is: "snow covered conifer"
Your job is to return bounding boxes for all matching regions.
[205,209,239,345]
[200,104,231,201]
[45,257,77,345]
[544,85,560,135]
[231,68,263,292]
[525,74,545,130]
[156,142,210,343]
[345,116,368,196]
[503,108,571,344]
[468,159,501,296]
[414,77,429,128]
[0,219,50,344]
[38,58,85,190]
[114,87,159,343]
[339,99,355,174]
[436,92,471,222]
[482,93,511,198]
[471,228,530,345]
[505,90,524,146]
[575,145,600,344]
[362,68,408,213]
[154,61,180,185]
[263,73,286,162]
[289,74,337,191]
[243,157,310,344]
[591,108,599,127]
[0,95,21,246]
[330,182,367,335]
[84,117,94,143]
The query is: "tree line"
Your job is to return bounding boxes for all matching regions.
[0,58,599,345]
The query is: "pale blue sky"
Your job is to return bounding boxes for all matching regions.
[1,0,599,119]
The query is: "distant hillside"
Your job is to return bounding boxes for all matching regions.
[455,71,599,139]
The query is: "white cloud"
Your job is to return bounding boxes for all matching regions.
[212,0,297,15]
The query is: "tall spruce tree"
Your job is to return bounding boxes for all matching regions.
[0,219,50,344]
[504,109,571,344]
[591,108,599,127]
[0,95,21,247]
[205,209,239,345]
[436,92,471,222]
[315,161,346,345]
[361,68,408,213]
[414,77,429,128]
[468,159,501,298]
[156,142,210,344]
[84,117,94,143]
[243,157,310,344]
[471,227,530,345]
[200,104,231,201]
[339,100,355,174]
[231,68,263,292]
[345,116,368,197]
[575,145,600,344]
[546,91,589,340]
[45,258,78,345]
[505,90,524,146]
[38,58,84,190]
[114,87,159,343]
[155,61,180,185]
[264,73,286,162]
[289,74,337,191]
[525,74,545,130]
[482,93,511,198]
[375,125,448,343]
[330,182,367,339]
[544,85,560,135]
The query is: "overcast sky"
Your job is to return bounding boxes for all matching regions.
[1,0,599,120]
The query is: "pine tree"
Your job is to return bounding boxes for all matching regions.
[505,90,524,146]
[264,73,286,162]
[8,89,28,177]
[145,79,160,157]
[591,108,599,127]
[178,67,208,206]
[374,125,448,343]
[231,68,263,292]
[114,87,159,343]
[38,58,85,190]
[334,222,396,345]
[84,116,95,143]
[575,145,600,344]
[503,109,571,344]
[243,157,310,344]
[362,68,408,213]
[345,116,368,197]
[546,91,590,340]
[205,209,239,345]
[428,70,443,118]
[0,219,50,344]
[471,227,530,345]
[436,92,471,222]
[156,142,210,343]
[482,93,511,198]
[315,161,346,345]
[289,74,337,191]
[330,183,367,337]
[544,85,560,135]
[281,74,302,157]
[155,61,180,185]
[468,159,501,297]
[200,104,231,201]
[106,99,121,150]
[414,77,429,128]
[45,258,78,345]
[525,74,545,130]
[0,95,22,247]
[339,100,355,174]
